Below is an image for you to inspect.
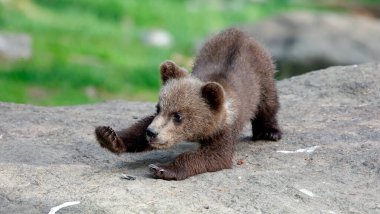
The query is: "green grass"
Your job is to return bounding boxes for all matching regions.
[1,0,371,106]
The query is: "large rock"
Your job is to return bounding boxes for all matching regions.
[0,32,32,61]
[244,12,380,78]
[0,63,379,213]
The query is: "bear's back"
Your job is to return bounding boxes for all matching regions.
[192,28,276,122]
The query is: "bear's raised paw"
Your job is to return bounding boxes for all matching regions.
[95,126,126,154]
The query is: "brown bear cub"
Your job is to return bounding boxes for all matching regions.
[95,28,282,180]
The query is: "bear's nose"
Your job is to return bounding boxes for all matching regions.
[146,127,158,139]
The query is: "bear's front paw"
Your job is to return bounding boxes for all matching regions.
[149,163,184,180]
[95,126,126,154]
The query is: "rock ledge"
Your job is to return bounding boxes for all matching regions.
[0,63,379,213]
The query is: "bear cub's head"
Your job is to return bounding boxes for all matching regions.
[146,60,229,149]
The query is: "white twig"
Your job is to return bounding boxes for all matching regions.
[48,201,80,214]
[277,146,319,154]
[298,188,316,197]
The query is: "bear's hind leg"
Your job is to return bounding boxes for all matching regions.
[251,88,282,141]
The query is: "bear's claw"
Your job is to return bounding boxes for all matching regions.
[252,128,282,141]
[149,164,166,174]
[148,163,181,180]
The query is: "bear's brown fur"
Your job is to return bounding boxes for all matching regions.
[95,28,282,180]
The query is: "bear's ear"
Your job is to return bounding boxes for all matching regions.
[160,60,188,84]
[201,82,225,112]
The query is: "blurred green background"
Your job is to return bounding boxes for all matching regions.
[0,0,379,105]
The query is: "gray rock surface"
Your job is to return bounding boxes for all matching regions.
[0,32,32,61]
[0,63,379,213]
[244,12,380,78]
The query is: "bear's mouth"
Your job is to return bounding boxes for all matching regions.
[147,136,156,144]
[147,136,162,146]
[148,139,171,149]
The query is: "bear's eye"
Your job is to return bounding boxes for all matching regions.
[155,104,161,115]
[173,112,183,124]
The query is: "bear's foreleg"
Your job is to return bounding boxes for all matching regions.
[149,137,234,180]
[95,115,155,154]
